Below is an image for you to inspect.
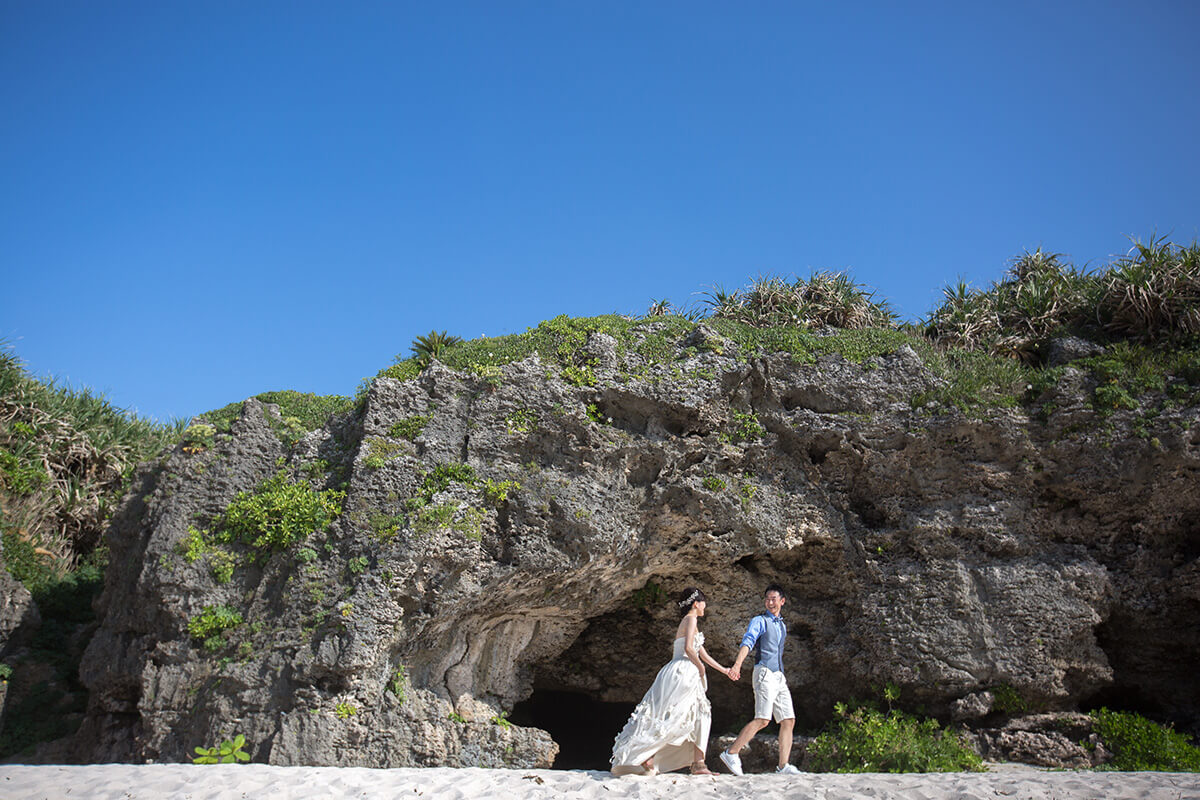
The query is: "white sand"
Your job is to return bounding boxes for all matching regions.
[1,763,1198,800]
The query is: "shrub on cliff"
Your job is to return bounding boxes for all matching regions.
[1092,708,1200,771]
[700,272,897,330]
[925,237,1200,360]
[808,702,984,773]
[0,342,183,578]
[216,470,345,554]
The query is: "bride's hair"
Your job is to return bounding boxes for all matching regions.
[677,587,707,617]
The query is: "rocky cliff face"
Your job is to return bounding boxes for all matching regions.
[70,324,1200,767]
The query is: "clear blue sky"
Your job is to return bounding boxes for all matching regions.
[3,1,1198,423]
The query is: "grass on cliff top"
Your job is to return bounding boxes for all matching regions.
[195,390,354,434]
[373,313,920,388]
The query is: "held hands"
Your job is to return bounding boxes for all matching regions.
[727,665,741,681]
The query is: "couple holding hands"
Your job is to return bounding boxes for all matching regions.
[610,584,801,776]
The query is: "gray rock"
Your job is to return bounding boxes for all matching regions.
[64,324,1200,768]
[1045,336,1105,367]
[0,554,40,658]
[952,691,995,722]
[970,713,1102,769]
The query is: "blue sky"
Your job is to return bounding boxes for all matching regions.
[3,1,1198,423]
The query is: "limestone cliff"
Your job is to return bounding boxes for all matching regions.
[70,322,1200,766]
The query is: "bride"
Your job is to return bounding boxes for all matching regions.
[610,587,733,776]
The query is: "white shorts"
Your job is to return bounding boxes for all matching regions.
[752,665,795,723]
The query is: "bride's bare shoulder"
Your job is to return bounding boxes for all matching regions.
[675,614,697,638]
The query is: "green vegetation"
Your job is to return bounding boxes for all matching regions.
[631,580,668,609]
[721,410,765,444]
[809,701,984,773]
[175,526,238,584]
[388,666,408,703]
[700,272,897,329]
[410,330,463,369]
[180,423,216,453]
[1092,708,1200,771]
[492,711,512,729]
[187,605,244,652]
[701,474,726,491]
[368,511,406,542]
[192,734,251,764]
[389,414,431,441]
[216,470,345,554]
[447,711,467,724]
[1,343,184,576]
[482,478,520,506]
[925,238,1200,360]
[362,437,403,469]
[335,701,358,719]
[195,390,353,438]
[504,407,537,434]
[990,683,1027,715]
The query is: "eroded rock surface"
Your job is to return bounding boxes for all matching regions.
[69,327,1200,766]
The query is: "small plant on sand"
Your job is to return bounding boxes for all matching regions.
[1092,708,1200,771]
[808,701,983,773]
[192,734,251,764]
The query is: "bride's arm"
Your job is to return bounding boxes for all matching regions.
[682,617,705,675]
[698,646,731,677]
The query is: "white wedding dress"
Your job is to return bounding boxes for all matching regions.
[610,632,712,775]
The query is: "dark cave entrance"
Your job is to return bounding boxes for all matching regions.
[509,689,635,770]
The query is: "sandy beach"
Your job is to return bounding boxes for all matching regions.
[1,764,1198,800]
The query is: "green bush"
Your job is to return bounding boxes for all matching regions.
[389,414,431,441]
[809,703,983,773]
[187,605,243,652]
[1092,708,1200,771]
[416,463,477,502]
[482,478,520,506]
[217,470,345,553]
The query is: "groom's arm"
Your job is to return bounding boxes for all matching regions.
[729,617,763,680]
[729,645,751,680]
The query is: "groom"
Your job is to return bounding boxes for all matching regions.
[719,583,801,775]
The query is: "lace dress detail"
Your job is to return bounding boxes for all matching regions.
[610,632,712,775]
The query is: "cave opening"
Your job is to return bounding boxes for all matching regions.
[509,689,635,770]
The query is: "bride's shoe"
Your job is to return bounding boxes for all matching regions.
[641,758,657,776]
[690,761,716,776]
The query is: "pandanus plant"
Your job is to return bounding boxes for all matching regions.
[410,330,463,369]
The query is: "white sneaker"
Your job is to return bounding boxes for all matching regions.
[718,750,744,776]
[776,763,800,774]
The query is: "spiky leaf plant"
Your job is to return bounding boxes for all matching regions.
[409,331,463,369]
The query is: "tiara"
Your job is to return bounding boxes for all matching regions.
[678,590,699,608]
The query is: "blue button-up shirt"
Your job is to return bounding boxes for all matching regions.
[740,612,787,673]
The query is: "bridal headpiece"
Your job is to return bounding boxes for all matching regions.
[678,589,699,609]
